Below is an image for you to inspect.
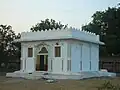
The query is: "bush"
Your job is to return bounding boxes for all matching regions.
[7,63,19,72]
[97,81,120,90]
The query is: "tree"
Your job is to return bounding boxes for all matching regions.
[30,19,68,32]
[12,33,21,60]
[82,5,120,56]
[0,25,20,67]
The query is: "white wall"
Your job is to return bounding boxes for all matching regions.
[49,41,68,73]
[21,43,35,72]
[19,28,103,45]
[71,44,81,72]
[62,42,68,72]
[26,58,35,72]
[21,43,27,71]
[71,40,99,72]
[91,44,99,71]
[82,43,90,71]
[71,29,99,44]
[21,39,99,73]
[21,30,71,41]
[21,40,68,73]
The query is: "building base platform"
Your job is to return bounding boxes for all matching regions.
[6,70,116,80]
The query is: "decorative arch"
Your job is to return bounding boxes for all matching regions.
[39,47,48,54]
[35,42,49,54]
[35,43,49,71]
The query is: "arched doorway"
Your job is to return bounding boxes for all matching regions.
[36,47,48,71]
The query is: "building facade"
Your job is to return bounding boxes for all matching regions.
[14,28,104,73]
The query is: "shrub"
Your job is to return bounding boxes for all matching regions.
[97,81,120,90]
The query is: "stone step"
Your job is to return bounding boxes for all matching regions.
[6,71,116,80]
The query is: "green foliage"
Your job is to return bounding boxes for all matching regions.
[0,25,20,69]
[30,18,68,32]
[97,81,120,90]
[82,4,120,56]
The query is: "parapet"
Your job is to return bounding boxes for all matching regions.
[15,28,104,45]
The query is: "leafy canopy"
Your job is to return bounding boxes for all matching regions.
[82,5,120,56]
[30,19,68,32]
[0,25,20,65]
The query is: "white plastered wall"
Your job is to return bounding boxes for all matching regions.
[20,40,68,73]
[70,40,99,72]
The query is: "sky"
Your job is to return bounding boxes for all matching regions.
[0,0,119,33]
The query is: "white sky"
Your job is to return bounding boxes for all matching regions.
[0,0,119,33]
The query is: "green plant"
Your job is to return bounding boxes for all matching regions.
[97,81,120,90]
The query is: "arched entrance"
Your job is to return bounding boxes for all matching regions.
[36,47,48,71]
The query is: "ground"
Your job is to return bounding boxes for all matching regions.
[0,76,120,90]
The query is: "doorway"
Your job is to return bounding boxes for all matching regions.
[36,55,48,71]
[36,47,48,71]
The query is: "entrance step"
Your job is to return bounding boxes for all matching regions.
[6,71,116,80]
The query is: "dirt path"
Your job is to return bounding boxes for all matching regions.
[0,76,120,90]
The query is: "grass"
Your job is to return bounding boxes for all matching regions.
[0,76,120,90]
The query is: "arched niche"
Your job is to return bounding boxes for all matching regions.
[39,47,48,54]
[34,42,50,56]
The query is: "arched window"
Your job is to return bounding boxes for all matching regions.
[55,46,61,57]
[28,48,33,57]
[39,47,48,53]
